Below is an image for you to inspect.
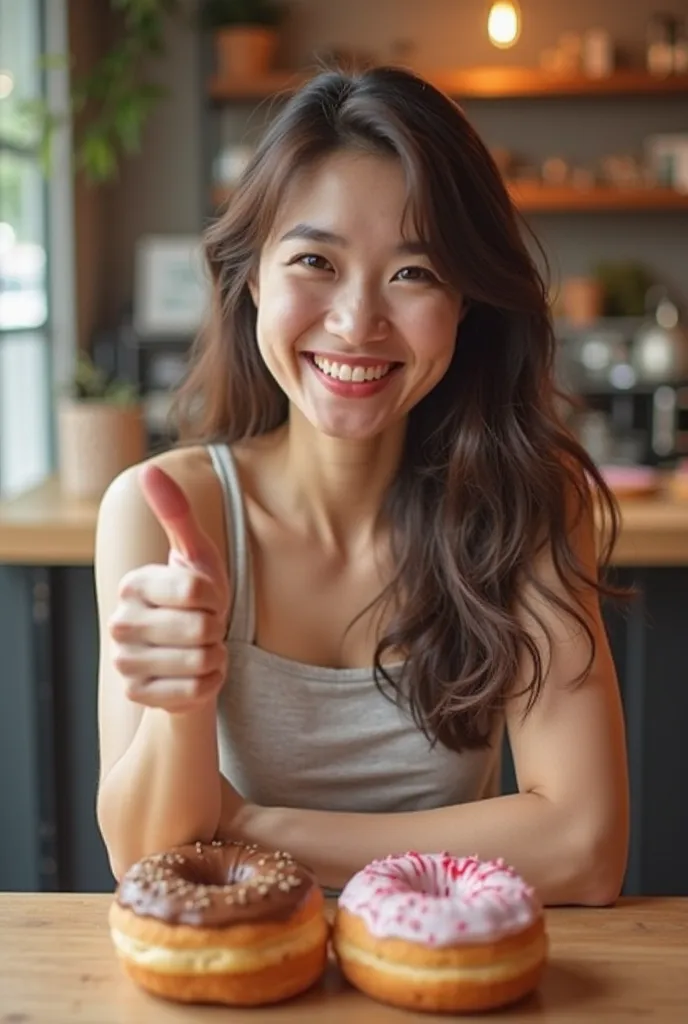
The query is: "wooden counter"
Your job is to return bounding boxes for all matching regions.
[0,475,686,567]
[0,894,686,1022]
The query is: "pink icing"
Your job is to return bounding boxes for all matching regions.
[338,852,541,947]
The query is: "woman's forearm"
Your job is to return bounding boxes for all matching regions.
[233,791,626,906]
[97,704,221,879]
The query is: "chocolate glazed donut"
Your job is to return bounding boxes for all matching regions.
[109,840,329,1006]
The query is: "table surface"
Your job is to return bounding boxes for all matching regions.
[1,476,688,566]
[0,894,686,1022]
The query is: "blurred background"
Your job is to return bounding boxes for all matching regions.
[0,0,687,897]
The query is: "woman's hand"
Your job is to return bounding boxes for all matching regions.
[107,464,231,714]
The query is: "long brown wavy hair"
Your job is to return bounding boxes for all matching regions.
[173,65,622,753]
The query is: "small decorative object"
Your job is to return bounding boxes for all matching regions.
[673,19,688,72]
[646,13,677,75]
[561,276,604,327]
[541,156,570,184]
[200,0,284,80]
[57,353,145,501]
[582,28,614,78]
[134,235,210,338]
[645,134,688,192]
[594,261,655,318]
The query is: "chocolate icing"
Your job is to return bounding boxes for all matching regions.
[115,840,318,928]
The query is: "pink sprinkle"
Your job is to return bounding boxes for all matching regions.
[456,921,467,933]
[428,933,436,945]
[410,920,422,932]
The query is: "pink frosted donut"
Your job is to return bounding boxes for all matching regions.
[333,852,548,1013]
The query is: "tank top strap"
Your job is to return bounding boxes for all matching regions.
[206,443,256,644]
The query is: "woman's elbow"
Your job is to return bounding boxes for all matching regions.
[566,817,629,907]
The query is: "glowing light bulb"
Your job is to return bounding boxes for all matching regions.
[487,2,521,49]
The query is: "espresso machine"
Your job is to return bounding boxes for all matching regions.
[558,292,688,467]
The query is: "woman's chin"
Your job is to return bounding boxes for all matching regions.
[305,412,396,443]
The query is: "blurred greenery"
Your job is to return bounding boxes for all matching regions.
[64,351,140,404]
[594,261,656,318]
[18,0,285,184]
[23,0,182,183]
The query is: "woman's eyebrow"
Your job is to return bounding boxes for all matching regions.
[279,223,430,256]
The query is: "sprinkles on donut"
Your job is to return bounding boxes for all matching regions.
[333,851,548,1013]
[109,839,329,1006]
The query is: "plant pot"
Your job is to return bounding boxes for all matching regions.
[57,399,146,501]
[215,26,278,80]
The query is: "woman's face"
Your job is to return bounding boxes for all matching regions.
[250,149,463,441]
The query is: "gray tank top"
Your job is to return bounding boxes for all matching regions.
[208,443,503,814]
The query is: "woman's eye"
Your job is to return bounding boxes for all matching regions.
[291,254,333,271]
[394,266,438,283]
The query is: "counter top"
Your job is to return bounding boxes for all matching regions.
[0,475,687,567]
[0,894,686,1022]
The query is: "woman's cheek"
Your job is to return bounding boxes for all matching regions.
[264,275,324,330]
[406,303,460,362]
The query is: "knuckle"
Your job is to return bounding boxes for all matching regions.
[190,669,224,702]
[117,569,142,600]
[185,611,209,644]
[112,647,138,677]
[191,646,217,676]
[122,677,144,702]
[179,572,204,605]
[108,610,132,642]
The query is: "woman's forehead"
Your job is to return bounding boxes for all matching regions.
[265,150,419,247]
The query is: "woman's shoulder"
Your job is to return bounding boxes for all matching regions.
[95,443,230,570]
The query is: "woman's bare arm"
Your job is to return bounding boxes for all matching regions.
[95,454,229,880]
[226,491,629,904]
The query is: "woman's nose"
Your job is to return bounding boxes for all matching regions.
[324,287,389,348]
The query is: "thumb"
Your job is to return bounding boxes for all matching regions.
[138,463,224,578]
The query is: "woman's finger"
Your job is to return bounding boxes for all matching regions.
[108,605,226,647]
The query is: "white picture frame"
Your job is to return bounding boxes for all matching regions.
[133,235,210,337]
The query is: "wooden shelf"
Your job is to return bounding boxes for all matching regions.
[212,183,688,214]
[508,182,688,212]
[208,66,688,102]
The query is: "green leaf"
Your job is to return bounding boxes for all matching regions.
[78,132,119,182]
[37,52,71,72]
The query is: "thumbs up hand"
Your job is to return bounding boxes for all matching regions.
[107,464,230,714]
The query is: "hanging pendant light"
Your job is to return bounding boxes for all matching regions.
[487,2,522,49]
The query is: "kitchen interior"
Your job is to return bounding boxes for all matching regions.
[0,0,687,899]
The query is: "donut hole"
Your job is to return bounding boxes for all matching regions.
[170,850,256,891]
[381,857,455,899]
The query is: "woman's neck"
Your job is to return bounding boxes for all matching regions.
[270,406,406,555]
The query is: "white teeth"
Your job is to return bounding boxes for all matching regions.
[311,355,394,382]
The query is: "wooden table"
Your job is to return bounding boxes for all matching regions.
[0,895,686,1022]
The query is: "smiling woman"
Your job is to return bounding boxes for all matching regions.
[245,149,463,442]
[95,66,629,910]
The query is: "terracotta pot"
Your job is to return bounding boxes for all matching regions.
[57,400,146,501]
[215,26,278,79]
[561,276,603,327]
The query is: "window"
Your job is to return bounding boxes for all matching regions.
[0,0,55,498]
[0,0,48,332]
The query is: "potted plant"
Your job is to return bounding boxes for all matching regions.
[57,352,146,500]
[200,0,284,80]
